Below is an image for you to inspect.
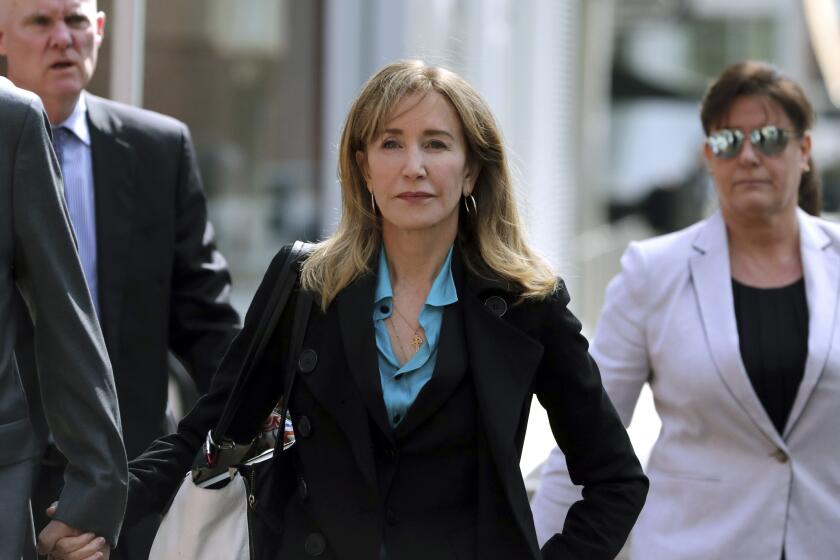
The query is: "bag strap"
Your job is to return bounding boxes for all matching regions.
[275,286,313,457]
[207,241,313,463]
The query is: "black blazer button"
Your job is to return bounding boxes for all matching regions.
[383,446,397,462]
[484,295,507,317]
[304,532,326,556]
[385,509,398,526]
[297,416,312,438]
[298,477,309,501]
[298,349,318,373]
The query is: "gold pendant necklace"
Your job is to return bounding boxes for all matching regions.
[410,333,424,352]
[391,304,424,352]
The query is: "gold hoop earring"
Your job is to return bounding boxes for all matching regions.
[370,191,376,214]
[463,194,477,214]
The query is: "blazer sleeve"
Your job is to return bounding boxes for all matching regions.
[533,243,654,545]
[535,271,649,560]
[12,97,127,544]
[590,242,652,423]
[166,124,240,393]
[124,246,293,527]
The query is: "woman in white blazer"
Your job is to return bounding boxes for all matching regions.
[531,61,840,559]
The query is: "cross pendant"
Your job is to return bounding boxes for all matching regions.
[411,333,424,351]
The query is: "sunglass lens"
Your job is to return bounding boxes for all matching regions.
[751,125,788,156]
[708,129,743,159]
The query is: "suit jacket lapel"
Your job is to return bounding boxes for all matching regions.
[785,210,839,437]
[689,211,784,447]
[461,266,544,559]
[393,300,468,439]
[335,271,394,440]
[294,307,380,489]
[86,93,136,365]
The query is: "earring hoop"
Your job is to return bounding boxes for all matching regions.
[370,191,376,214]
[463,193,477,214]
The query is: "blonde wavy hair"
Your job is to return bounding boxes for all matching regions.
[301,60,556,310]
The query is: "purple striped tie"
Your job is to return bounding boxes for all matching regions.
[52,126,68,165]
[51,126,69,201]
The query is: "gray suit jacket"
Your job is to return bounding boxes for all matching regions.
[0,77,127,544]
[532,209,840,559]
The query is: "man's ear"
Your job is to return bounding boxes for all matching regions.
[96,11,106,43]
[0,23,8,57]
[355,150,371,184]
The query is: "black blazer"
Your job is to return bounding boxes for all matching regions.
[127,244,647,559]
[21,93,240,461]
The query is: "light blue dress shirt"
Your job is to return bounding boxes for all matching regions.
[52,94,99,315]
[372,245,458,428]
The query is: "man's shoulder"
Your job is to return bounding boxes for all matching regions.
[86,93,188,139]
[0,77,42,116]
[0,80,49,150]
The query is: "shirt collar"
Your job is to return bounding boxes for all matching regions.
[373,245,458,307]
[426,246,457,306]
[55,93,91,146]
[374,247,393,304]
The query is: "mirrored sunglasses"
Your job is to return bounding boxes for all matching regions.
[706,125,791,159]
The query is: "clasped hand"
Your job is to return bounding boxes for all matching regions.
[37,503,111,560]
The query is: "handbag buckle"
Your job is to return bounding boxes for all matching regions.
[204,430,237,467]
[204,430,218,466]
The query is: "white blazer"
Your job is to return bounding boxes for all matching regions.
[531,209,840,560]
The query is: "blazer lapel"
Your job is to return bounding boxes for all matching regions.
[462,270,544,559]
[335,271,394,440]
[689,211,784,447]
[784,210,839,437]
[294,307,380,489]
[393,301,468,439]
[86,93,136,365]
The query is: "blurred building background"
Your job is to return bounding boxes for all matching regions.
[5,0,840,481]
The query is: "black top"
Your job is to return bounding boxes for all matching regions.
[732,278,808,435]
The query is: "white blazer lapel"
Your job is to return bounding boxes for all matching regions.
[689,211,784,447]
[784,209,839,438]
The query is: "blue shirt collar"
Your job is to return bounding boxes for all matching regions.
[55,93,90,146]
[373,245,458,309]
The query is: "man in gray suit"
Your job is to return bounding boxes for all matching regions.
[2,0,240,557]
[0,77,126,559]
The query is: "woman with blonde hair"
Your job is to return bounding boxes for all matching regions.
[119,60,647,559]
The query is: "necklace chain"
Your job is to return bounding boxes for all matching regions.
[389,303,425,359]
[387,318,410,364]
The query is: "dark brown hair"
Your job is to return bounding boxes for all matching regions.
[700,60,821,215]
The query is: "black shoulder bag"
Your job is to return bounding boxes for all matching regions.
[199,240,314,478]
[158,241,314,560]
